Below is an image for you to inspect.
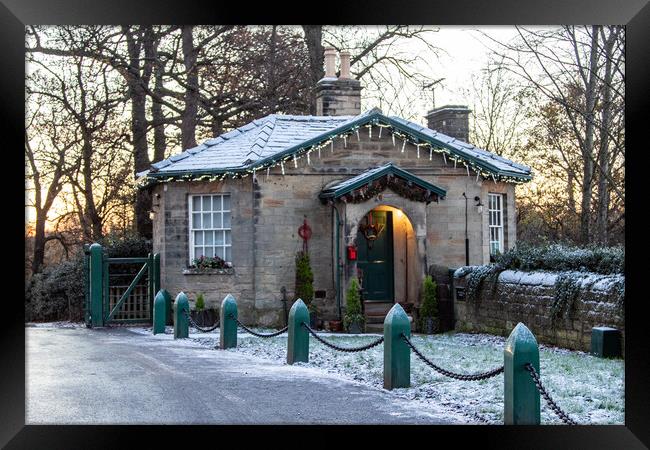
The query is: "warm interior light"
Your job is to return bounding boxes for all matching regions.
[396,209,403,218]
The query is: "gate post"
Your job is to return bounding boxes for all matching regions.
[152,253,161,299]
[504,322,540,425]
[220,294,238,349]
[287,299,310,364]
[173,292,189,339]
[153,290,167,335]
[89,243,104,328]
[383,303,411,389]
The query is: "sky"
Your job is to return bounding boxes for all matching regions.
[380,26,524,123]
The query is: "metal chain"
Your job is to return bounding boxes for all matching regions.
[401,333,504,381]
[302,323,384,352]
[183,309,220,332]
[229,314,288,338]
[525,363,577,425]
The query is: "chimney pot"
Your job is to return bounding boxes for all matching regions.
[323,47,337,78]
[339,51,351,79]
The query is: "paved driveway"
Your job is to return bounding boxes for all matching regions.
[26,326,458,424]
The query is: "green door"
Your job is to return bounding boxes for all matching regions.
[356,210,394,301]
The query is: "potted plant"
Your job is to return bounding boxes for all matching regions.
[343,278,365,334]
[195,293,206,326]
[418,276,439,334]
[294,251,316,327]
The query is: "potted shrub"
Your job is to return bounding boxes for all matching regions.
[418,276,439,334]
[295,251,317,327]
[343,278,365,334]
[194,293,206,326]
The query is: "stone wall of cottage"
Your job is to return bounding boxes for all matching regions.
[453,269,625,354]
[152,123,519,326]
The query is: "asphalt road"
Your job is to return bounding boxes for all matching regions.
[26,326,455,424]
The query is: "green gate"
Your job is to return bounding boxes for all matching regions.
[84,243,160,327]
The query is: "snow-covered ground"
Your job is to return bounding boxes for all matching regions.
[146,325,624,425]
[30,321,624,425]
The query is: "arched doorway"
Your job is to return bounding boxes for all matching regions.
[354,205,419,307]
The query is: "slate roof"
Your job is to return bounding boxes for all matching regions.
[141,108,532,181]
[319,162,447,200]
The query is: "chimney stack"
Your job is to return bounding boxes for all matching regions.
[339,51,351,79]
[316,49,362,116]
[323,47,337,78]
[425,105,471,142]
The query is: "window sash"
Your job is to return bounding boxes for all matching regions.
[488,193,504,255]
[189,194,232,264]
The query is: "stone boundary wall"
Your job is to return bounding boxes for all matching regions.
[453,268,624,354]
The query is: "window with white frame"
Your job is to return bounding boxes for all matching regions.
[488,193,505,256]
[189,194,231,263]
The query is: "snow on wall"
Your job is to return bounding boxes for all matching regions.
[453,268,624,354]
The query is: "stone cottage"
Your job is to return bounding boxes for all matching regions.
[138,48,532,327]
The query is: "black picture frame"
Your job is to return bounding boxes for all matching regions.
[5,0,649,447]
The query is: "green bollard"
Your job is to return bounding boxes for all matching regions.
[173,292,189,339]
[153,290,167,335]
[504,322,541,425]
[165,289,173,326]
[152,253,161,298]
[158,289,172,327]
[220,294,238,349]
[89,243,104,328]
[287,298,310,364]
[383,303,411,389]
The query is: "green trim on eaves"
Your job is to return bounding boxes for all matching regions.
[145,110,532,182]
[319,163,447,200]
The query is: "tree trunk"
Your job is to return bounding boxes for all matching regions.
[181,25,199,150]
[596,27,616,245]
[125,26,153,238]
[81,138,103,240]
[31,211,47,275]
[579,26,600,244]
[148,28,167,163]
[302,25,324,115]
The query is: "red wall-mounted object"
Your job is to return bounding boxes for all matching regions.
[346,245,357,261]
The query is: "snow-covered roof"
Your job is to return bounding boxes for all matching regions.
[140,108,532,183]
[319,162,447,202]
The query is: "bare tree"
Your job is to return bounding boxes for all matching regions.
[466,56,528,158]
[484,26,625,244]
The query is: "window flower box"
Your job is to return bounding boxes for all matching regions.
[183,267,235,275]
[184,255,233,275]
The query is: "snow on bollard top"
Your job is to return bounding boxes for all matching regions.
[505,322,538,356]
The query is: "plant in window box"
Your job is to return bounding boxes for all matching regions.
[343,278,365,334]
[190,255,232,270]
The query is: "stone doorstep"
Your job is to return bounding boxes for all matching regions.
[365,315,415,333]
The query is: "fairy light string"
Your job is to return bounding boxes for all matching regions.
[140,119,530,188]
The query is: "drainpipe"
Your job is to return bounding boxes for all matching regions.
[462,192,469,266]
[332,203,342,320]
